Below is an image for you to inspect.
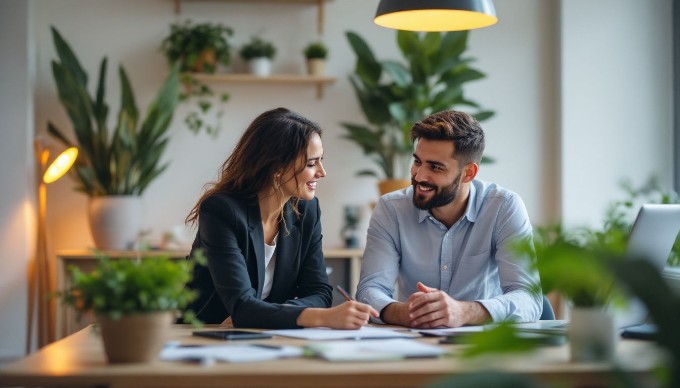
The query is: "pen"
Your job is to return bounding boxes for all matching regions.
[336,285,353,302]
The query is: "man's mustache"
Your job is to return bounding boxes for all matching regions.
[411,178,436,190]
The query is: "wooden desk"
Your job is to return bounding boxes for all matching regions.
[55,248,364,339]
[0,325,663,388]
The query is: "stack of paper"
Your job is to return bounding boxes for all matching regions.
[304,339,448,362]
[160,344,303,363]
[265,326,416,340]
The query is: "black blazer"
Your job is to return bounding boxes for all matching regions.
[185,192,333,329]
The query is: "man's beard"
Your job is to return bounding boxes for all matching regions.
[412,170,462,210]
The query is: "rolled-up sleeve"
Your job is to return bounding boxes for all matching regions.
[476,193,542,322]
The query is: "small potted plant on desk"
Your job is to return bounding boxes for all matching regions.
[514,226,626,362]
[240,36,276,77]
[57,252,204,363]
[303,41,328,76]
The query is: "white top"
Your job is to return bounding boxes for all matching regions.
[262,234,278,300]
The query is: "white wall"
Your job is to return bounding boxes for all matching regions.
[0,0,33,359]
[561,0,674,227]
[0,0,673,356]
[33,0,560,255]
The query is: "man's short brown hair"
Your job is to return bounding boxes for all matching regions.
[410,110,485,164]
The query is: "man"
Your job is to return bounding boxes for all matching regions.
[356,110,541,328]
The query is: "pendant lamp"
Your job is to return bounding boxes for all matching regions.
[374,0,498,32]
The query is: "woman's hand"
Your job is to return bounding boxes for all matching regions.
[297,301,379,329]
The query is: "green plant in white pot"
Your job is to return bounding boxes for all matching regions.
[342,30,495,195]
[239,36,276,77]
[58,252,203,363]
[47,26,179,250]
[514,226,626,362]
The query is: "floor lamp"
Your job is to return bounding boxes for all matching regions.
[27,139,77,352]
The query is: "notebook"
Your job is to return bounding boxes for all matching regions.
[524,204,680,334]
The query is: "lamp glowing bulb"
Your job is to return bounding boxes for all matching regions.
[374,0,498,32]
[43,147,78,184]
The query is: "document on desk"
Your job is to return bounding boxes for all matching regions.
[416,325,486,337]
[305,339,448,362]
[265,326,416,340]
[160,344,303,363]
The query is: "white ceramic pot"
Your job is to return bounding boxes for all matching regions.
[88,195,143,250]
[306,59,326,76]
[248,57,272,77]
[569,307,616,362]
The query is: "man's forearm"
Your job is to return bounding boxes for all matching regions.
[380,302,411,327]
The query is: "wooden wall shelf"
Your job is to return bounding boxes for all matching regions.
[189,73,336,99]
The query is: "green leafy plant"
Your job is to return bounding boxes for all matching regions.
[342,30,495,180]
[47,26,179,196]
[515,226,626,308]
[59,251,205,323]
[162,20,233,137]
[162,20,233,73]
[239,36,276,60]
[303,42,328,60]
[610,259,680,387]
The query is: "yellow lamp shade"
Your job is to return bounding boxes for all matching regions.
[374,0,497,32]
[43,147,78,184]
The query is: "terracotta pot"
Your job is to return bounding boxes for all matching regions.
[192,48,217,73]
[98,311,174,363]
[378,179,411,196]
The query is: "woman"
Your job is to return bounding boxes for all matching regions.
[185,108,378,329]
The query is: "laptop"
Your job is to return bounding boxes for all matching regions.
[517,204,680,335]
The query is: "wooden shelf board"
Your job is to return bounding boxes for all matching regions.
[189,73,336,84]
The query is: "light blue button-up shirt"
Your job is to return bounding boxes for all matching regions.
[356,179,542,323]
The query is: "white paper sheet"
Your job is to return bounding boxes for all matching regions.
[265,326,416,340]
[160,344,303,363]
[416,325,486,337]
[305,339,447,362]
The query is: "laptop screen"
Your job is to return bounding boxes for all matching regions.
[615,204,680,328]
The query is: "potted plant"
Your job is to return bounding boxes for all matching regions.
[162,20,234,136]
[47,26,179,250]
[514,226,627,362]
[239,36,276,77]
[58,252,203,363]
[342,30,495,195]
[303,41,328,76]
[162,20,233,73]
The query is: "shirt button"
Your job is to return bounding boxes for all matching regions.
[442,264,448,270]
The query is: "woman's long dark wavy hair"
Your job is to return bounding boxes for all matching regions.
[186,107,322,225]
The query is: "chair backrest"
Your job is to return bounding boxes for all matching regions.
[540,294,555,320]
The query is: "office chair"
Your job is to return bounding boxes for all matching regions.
[540,294,555,320]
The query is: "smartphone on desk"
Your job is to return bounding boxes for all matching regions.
[192,330,272,341]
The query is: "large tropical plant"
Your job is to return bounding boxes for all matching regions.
[342,30,494,180]
[47,26,179,196]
